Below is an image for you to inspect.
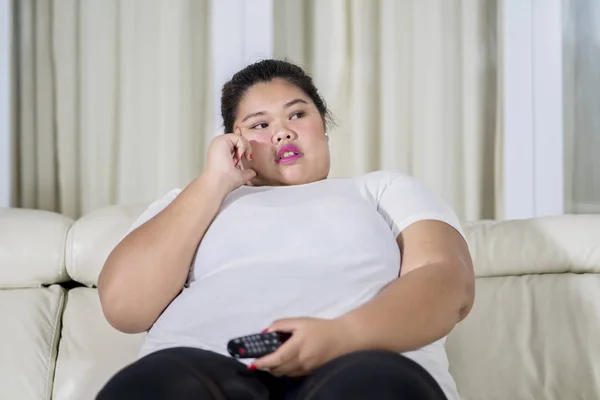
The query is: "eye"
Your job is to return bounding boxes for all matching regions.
[251,122,269,130]
[290,111,304,120]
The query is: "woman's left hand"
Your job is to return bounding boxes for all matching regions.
[251,317,356,377]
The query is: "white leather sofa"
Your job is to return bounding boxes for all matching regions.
[1,204,599,400]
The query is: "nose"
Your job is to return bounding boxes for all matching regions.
[272,127,297,144]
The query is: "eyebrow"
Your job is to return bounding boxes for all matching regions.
[241,98,309,123]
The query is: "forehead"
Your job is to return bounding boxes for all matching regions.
[237,79,311,116]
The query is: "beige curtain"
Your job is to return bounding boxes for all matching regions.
[274,0,499,221]
[563,0,600,214]
[13,0,213,219]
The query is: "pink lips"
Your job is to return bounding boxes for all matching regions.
[276,144,303,164]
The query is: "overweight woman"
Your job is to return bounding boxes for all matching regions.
[97,59,475,400]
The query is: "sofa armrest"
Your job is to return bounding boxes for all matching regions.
[0,208,73,288]
[464,214,600,277]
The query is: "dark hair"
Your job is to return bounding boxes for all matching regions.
[221,59,333,133]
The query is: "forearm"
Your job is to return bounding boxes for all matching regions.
[98,173,229,333]
[340,262,473,353]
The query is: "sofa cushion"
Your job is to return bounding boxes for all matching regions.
[53,287,145,400]
[65,203,148,287]
[447,274,600,400]
[0,285,65,400]
[0,208,72,288]
[66,209,600,286]
[464,214,600,277]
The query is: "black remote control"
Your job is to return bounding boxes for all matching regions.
[227,331,292,359]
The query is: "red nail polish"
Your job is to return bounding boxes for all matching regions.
[248,364,256,371]
[235,159,239,167]
[249,154,253,160]
[261,328,269,333]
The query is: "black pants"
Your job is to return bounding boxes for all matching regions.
[97,347,448,400]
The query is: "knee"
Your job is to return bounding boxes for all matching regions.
[96,369,144,400]
[96,348,216,400]
[326,349,434,382]
[96,358,160,400]
[299,350,444,400]
[329,349,409,370]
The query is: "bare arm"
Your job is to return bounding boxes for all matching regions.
[251,219,475,375]
[98,174,230,334]
[340,220,475,352]
[99,132,255,334]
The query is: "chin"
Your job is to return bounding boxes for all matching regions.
[254,159,330,186]
[279,168,329,186]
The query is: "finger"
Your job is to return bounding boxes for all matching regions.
[253,337,299,370]
[273,365,306,378]
[241,169,256,183]
[229,136,247,166]
[244,141,253,161]
[235,136,249,162]
[266,318,304,333]
[269,366,291,377]
[269,359,305,377]
[234,128,253,161]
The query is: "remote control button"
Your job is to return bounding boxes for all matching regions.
[239,348,246,356]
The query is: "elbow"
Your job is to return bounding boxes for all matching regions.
[457,265,475,322]
[107,315,151,335]
[99,288,152,334]
[436,260,475,324]
[98,272,152,334]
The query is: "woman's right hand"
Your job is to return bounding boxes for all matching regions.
[203,131,257,194]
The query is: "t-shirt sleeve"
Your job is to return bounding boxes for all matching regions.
[371,171,465,239]
[123,188,183,238]
[119,188,192,286]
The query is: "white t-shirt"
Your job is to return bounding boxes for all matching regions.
[128,170,464,400]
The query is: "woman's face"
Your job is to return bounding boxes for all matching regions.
[233,78,330,186]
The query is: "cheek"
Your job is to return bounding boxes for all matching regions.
[243,133,270,147]
[243,130,271,144]
[244,137,272,160]
[297,118,326,138]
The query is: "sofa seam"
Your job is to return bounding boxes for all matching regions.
[69,220,77,284]
[44,286,66,400]
[59,220,75,284]
[476,271,600,279]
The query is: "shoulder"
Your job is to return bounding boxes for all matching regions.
[355,170,464,239]
[158,188,183,202]
[355,169,407,183]
[126,188,183,234]
[142,188,183,214]
[354,170,421,201]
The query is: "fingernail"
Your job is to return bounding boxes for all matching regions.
[248,364,256,371]
[261,328,269,333]
[249,154,253,160]
[235,159,239,167]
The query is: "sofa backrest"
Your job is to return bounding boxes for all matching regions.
[448,216,600,399]
[0,208,73,400]
[1,205,600,400]
[54,203,149,400]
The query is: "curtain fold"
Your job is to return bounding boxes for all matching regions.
[14,0,59,212]
[274,0,499,221]
[14,0,503,221]
[14,0,213,218]
[562,0,600,214]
